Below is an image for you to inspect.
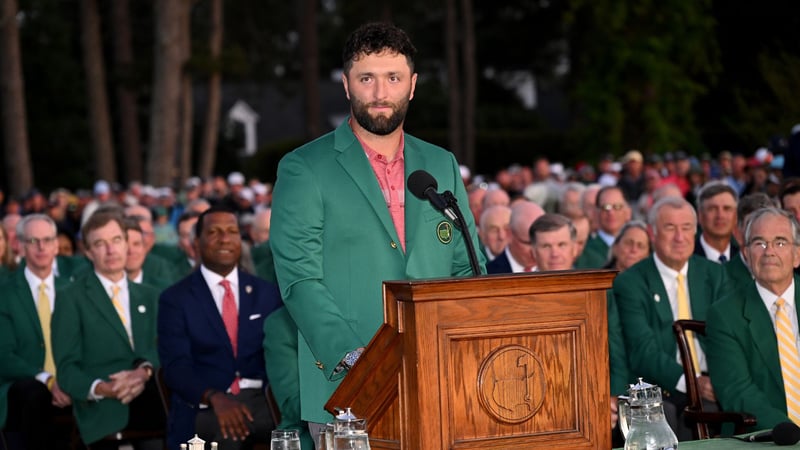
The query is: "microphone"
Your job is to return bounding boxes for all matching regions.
[407,169,482,276]
[744,422,800,445]
[407,170,459,225]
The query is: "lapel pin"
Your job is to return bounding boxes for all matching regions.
[245,285,252,294]
[653,293,660,303]
[138,305,146,313]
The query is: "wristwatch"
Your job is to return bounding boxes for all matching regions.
[342,348,364,370]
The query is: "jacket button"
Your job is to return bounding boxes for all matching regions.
[390,241,397,249]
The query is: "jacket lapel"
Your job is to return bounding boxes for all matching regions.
[86,275,131,346]
[743,282,783,388]
[643,258,672,325]
[334,120,401,247]
[13,273,44,343]
[128,283,149,351]
[402,139,426,257]
[191,270,234,355]
[687,257,710,321]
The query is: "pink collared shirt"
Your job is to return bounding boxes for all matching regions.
[354,129,406,252]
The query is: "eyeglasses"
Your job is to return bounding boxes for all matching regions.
[22,236,57,247]
[748,238,796,250]
[598,203,627,212]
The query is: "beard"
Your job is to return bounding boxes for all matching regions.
[350,95,410,136]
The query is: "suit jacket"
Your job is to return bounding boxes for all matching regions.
[486,250,513,274]
[725,253,753,292]
[270,118,485,423]
[52,273,160,444]
[607,289,632,396]
[575,235,609,269]
[613,254,729,391]
[262,307,313,449]
[158,268,282,449]
[0,270,70,428]
[693,235,740,262]
[706,277,797,430]
[143,253,180,284]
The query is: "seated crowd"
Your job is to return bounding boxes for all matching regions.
[2,146,800,449]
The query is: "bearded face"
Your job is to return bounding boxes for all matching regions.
[350,94,410,136]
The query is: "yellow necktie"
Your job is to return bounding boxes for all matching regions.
[676,273,701,374]
[775,298,800,424]
[37,283,56,376]
[111,285,132,345]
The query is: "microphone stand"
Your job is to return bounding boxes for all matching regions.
[442,191,482,277]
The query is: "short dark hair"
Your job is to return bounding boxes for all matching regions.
[82,210,126,248]
[737,193,775,228]
[195,205,238,238]
[697,181,738,211]
[595,185,626,209]
[122,216,143,235]
[529,213,576,244]
[780,178,800,206]
[342,22,417,74]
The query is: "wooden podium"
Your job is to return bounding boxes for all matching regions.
[326,270,616,449]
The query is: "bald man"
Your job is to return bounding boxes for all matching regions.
[486,201,545,273]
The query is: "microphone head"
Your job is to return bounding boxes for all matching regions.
[774,421,800,445]
[408,170,438,200]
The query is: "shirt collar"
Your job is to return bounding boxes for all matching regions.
[653,252,688,279]
[200,264,239,288]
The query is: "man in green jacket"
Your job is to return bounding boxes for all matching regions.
[269,22,484,433]
[0,214,72,449]
[707,207,800,430]
[52,210,164,447]
[613,196,729,440]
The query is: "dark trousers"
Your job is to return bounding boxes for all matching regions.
[87,378,167,450]
[2,378,72,450]
[663,391,719,441]
[194,389,274,450]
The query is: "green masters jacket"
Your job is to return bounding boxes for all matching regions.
[575,234,609,269]
[263,307,314,449]
[52,273,160,444]
[706,277,798,430]
[270,118,484,423]
[613,254,729,392]
[0,270,70,428]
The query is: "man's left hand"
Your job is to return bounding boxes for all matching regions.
[697,375,716,402]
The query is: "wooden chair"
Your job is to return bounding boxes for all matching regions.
[672,319,757,439]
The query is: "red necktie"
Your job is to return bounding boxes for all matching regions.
[524,265,535,272]
[219,280,240,394]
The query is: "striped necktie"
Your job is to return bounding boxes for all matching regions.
[775,298,800,424]
[111,285,132,345]
[676,273,701,374]
[37,283,56,376]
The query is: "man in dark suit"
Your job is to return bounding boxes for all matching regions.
[707,207,800,429]
[0,214,72,449]
[693,181,739,263]
[486,201,544,273]
[576,186,632,268]
[52,210,164,448]
[613,196,729,440]
[158,207,282,450]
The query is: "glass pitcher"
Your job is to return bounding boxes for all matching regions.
[333,407,370,450]
[618,378,679,450]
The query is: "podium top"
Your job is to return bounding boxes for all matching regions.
[383,269,617,303]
